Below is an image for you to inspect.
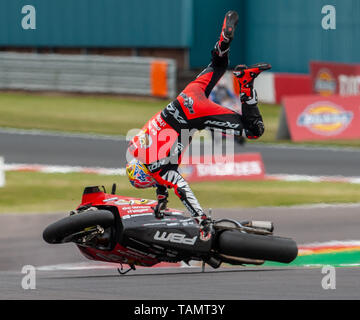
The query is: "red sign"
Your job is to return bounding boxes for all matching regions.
[179,153,265,182]
[310,61,360,96]
[274,73,312,103]
[282,95,360,141]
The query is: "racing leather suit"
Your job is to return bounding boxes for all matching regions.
[128,49,264,218]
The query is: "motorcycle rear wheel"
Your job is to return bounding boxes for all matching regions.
[216,230,298,264]
[43,210,114,244]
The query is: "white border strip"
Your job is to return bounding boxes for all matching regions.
[36,261,188,271]
[267,173,360,184]
[4,163,360,184]
[4,163,126,176]
[0,157,5,187]
[0,127,127,141]
[299,240,360,249]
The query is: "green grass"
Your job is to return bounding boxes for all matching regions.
[1,171,360,214]
[1,92,360,147]
[0,92,167,136]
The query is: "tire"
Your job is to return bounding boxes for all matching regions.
[43,210,115,244]
[216,230,298,264]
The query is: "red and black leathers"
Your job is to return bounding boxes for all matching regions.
[128,47,265,219]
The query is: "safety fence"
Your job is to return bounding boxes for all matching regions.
[0,52,177,98]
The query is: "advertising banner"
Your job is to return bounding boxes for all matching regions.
[281,95,360,141]
[179,153,265,182]
[310,61,360,96]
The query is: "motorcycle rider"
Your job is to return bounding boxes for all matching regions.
[126,10,266,234]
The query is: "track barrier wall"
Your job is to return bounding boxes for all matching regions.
[0,52,177,98]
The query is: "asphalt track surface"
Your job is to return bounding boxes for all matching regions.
[1,129,360,176]
[1,205,359,300]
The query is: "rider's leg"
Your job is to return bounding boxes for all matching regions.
[153,184,169,217]
[216,10,239,56]
[181,10,239,98]
[151,166,205,219]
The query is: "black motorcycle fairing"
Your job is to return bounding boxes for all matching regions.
[120,211,213,261]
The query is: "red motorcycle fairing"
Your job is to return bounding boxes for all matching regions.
[78,243,160,267]
[76,186,212,267]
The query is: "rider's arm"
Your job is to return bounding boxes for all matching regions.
[241,89,265,139]
[153,169,205,219]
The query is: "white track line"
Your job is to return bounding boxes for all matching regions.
[5,163,360,185]
[4,163,126,175]
[36,261,190,271]
[251,141,360,153]
[299,240,360,248]
[267,173,360,184]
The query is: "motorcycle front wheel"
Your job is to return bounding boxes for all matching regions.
[43,210,114,244]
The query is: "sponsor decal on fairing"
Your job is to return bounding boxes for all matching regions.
[154,231,197,245]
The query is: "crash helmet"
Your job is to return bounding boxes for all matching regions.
[126,159,156,189]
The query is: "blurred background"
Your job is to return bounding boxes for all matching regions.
[1,0,359,71]
[0,1,359,126]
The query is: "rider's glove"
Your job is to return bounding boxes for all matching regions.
[152,199,168,219]
[197,215,212,240]
[195,214,211,233]
[152,186,169,219]
[194,213,207,224]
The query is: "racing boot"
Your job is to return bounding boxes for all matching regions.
[233,63,272,101]
[233,64,268,140]
[215,10,239,56]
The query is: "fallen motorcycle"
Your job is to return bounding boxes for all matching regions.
[43,185,298,273]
